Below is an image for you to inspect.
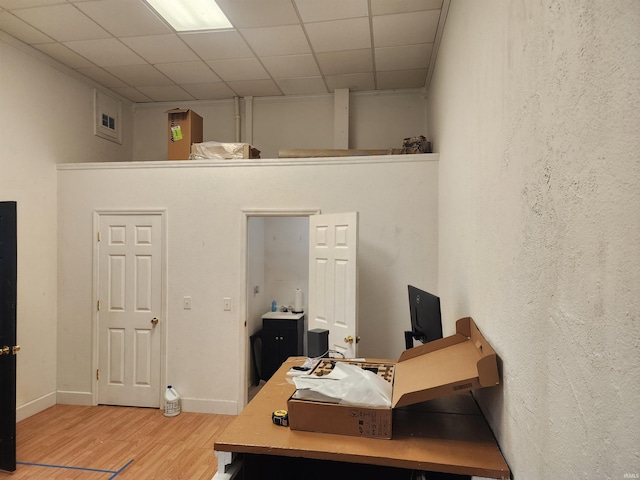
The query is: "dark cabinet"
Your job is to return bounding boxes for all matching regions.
[261,314,304,381]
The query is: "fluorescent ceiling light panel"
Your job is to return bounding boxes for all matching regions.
[146,0,232,32]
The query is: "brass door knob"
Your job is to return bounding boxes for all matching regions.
[344,335,361,345]
[151,317,159,326]
[0,346,9,355]
[12,345,20,355]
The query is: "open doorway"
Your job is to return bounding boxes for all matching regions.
[247,216,309,342]
[240,209,319,407]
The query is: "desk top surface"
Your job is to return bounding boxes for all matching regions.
[215,357,510,479]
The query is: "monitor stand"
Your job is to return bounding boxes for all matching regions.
[404,331,415,350]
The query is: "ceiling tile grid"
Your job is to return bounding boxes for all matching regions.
[0,0,446,103]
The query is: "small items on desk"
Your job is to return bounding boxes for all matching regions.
[285,356,321,377]
[271,409,289,427]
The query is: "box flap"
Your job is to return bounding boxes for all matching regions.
[166,108,190,114]
[392,317,499,408]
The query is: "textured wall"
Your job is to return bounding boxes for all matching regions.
[429,1,639,478]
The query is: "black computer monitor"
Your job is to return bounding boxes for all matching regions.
[405,285,443,349]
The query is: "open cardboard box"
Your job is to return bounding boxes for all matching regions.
[287,317,499,439]
[166,108,203,160]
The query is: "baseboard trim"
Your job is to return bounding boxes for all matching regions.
[16,392,237,419]
[57,390,94,406]
[182,398,238,415]
[16,392,56,422]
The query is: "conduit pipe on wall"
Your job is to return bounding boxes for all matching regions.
[234,96,241,143]
[245,96,254,146]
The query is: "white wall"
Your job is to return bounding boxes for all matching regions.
[57,156,438,414]
[428,1,640,478]
[0,34,134,419]
[132,90,427,160]
[263,216,309,314]
[252,95,334,158]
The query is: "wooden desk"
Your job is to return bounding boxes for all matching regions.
[214,358,510,479]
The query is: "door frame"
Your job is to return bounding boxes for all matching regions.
[91,209,168,406]
[239,208,320,410]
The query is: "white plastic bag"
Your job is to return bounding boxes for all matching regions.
[190,141,248,159]
[293,362,392,408]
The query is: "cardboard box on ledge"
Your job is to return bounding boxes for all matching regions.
[166,108,203,160]
[287,317,499,439]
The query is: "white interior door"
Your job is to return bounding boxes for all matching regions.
[97,213,162,407]
[308,212,359,358]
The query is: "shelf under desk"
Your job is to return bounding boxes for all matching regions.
[214,357,510,479]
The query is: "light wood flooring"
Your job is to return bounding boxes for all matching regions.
[0,404,235,480]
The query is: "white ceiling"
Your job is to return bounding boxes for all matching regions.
[0,0,448,103]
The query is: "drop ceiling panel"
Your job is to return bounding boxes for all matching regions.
[325,72,375,92]
[304,18,371,53]
[315,49,373,76]
[216,0,299,28]
[225,79,281,97]
[179,31,253,60]
[155,61,220,84]
[370,0,443,15]
[0,11,53,44]
[0,0,67,9]
[76,67,129,88]
[207,57,269,82]
[136,85,193,102]
[375,44,433,71]
[105,64,172,86]
[275,76,328,96]
[294,0,368,23]
[121,34,199,64]
[261,54,320,79]
[34,42,95,68]
[372,10,440,47]
[64,38,146,66]
[13,4,110,42]
[0,0,448,102]
[181,82,236,100]
[110,86,152,102]
[240,25,311,57]
[76,0,170,37]
[376,69,427,90]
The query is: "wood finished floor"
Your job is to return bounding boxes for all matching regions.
[0,404,235,479]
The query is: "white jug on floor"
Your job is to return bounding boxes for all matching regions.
[164,385,181,417]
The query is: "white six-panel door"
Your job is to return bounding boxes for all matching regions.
[308,212,359,358]
[97,213,162,407]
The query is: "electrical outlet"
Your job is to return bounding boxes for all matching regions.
[183,296,191,310]
[223,297,231,311]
